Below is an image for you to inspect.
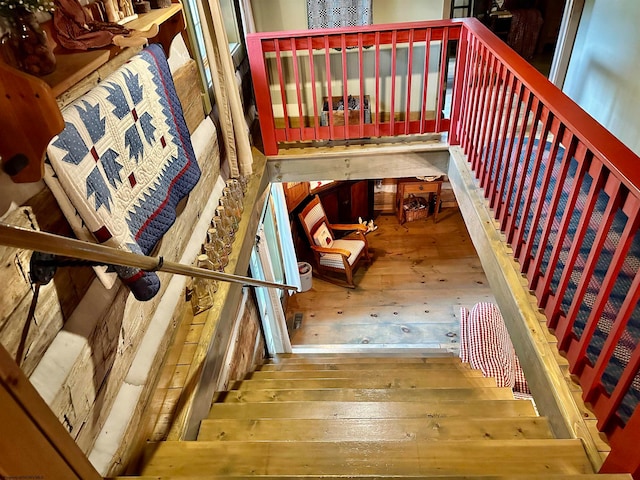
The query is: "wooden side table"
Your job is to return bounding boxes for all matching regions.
[396,177,443,224]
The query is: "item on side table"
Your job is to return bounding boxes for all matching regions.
[402,193,429,223]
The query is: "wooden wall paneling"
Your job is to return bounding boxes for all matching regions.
[33,132,220,455]
[225,293,265,387]
[107,301,190,475]
[349,179,373,222]
[316,180,371,225]
[283,182,310,212]
[173,59,206,135]
[0,344,100,479]
[100,131,220,470]
[267,147,449,183]
[318,188,340,225]
[168,149,269,441]
[0,204,94,377]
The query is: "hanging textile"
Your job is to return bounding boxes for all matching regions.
[45,45,201,301]
[307,0,373,29]
[197,0,253,177]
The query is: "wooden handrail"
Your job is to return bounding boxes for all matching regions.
[0,223,299,292]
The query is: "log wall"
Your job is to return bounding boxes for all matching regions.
[0,48,220,466]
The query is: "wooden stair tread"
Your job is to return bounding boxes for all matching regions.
[268,354,458,364]
[117,476,631,480]
[258,360,470,371]
[197,416,554,441]
[207,400,537,419]
[215,386,516,403]
[128,351,627,480]
[140,439,593,476]
[232,375,499,390]
[247,367,481,379]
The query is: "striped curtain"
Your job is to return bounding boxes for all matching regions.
[307,0,372,29]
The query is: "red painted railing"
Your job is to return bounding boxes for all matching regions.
[455,19,640,479]
[248,18,640,478]
[247,21,462,156]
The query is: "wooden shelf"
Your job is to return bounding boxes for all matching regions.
[40,3,183,98]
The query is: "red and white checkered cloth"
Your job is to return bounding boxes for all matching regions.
[460,302,530,394]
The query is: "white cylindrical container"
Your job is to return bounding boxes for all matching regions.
[298,262,312,292]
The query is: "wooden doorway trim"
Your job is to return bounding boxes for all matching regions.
[549,0,585,88]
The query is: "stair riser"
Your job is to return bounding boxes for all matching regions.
[215,387,515,403]
[268,355,458,365]
[247,368,482,379]
[233,376,499,390]
[198,417,554,442]
[256,358,464,371]
[207,400,538,419]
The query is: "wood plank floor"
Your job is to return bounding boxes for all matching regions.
[286,207,496,352]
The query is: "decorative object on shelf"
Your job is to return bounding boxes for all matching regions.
[53,0,157,50]
[0,1,57,76]
[190,254,216,315]
[205,228,229,269]
[149,0,169,9]
[133,0,150,14]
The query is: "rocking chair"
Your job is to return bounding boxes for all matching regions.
[298,195,371,288]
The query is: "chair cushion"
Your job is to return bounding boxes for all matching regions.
[319,239,365,269]
[303,201,326,231]
[312,222,334,248]
[459,307,470,363]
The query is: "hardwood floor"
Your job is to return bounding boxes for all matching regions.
[285,207,496,352]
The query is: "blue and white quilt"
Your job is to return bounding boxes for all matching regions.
[46,44,201,300]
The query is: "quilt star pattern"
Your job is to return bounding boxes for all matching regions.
[46,44,201,301]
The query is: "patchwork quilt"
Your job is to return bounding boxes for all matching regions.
[46,44,201,301]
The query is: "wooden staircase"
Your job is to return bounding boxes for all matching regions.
[126,354,631,479]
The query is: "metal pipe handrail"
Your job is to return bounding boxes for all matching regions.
[0,223,299,292]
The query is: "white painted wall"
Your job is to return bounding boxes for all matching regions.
[251,0,446,32]
[563,0,640,156]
